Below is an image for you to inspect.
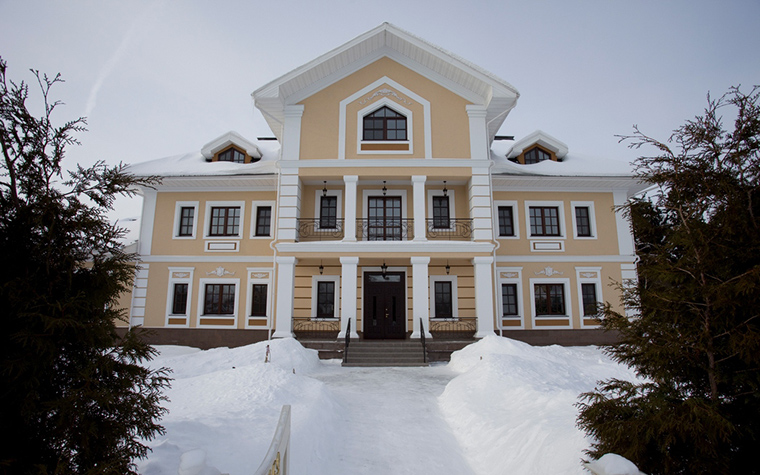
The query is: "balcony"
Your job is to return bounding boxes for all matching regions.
[295,218,473,241]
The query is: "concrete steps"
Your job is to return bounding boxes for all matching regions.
[342,340,428,367]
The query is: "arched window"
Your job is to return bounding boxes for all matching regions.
[218,147,246,163]
[523,146,552,164]
[363,106,407,141]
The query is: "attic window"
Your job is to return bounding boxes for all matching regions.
[524,146,551,164]
[363,106,407,141]
[218,147,246,163]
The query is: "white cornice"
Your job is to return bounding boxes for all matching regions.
[275,240,496,254]
[491,175,648,194]
[138,175,277,193]
[277,158,491,170]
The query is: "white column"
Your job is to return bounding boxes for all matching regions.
[138,188,157,256]
[412,175,427,242]
[277,172,301,242]
[343,175,358,242]
[473,256,496,338]
[411,256,432,339]
[466,105,489,160]
[281,105,304,161]
[469,168,495,241]
[338,257,360,338]
[273,256,297,338]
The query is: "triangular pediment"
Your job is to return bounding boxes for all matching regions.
[253,23,519,143]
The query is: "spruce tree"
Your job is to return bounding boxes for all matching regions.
[0,58,169,473]
[577,86,760,474]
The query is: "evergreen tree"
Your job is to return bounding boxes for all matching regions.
[0,58,169,474]
[577,86,760,474]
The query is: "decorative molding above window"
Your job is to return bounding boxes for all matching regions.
[359,88,413,106]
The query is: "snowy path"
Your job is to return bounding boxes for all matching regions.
[310,363,476,475]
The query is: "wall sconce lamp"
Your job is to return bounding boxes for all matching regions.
[319,261,324,275]
[322,181,328,197]
[442,180,448,197]
[382,181,387,196]
[381,261,388,277]
[445,260,450,275]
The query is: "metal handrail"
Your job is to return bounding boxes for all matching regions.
[419,317,427,364]
[296,218,345,241]
[343,319,351,364]
[253,405,291,475]
[425,218,473,239]
[356,218,414,240]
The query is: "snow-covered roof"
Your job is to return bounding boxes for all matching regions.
[506,130,569,159]
[126,137,280,178]
[253,23,519,144]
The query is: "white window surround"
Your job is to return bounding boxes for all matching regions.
[497,267,524,330]
[245,268,273,328]
[571,201,598,239]
[524,200,566,239]
[250,201,276,239]
[494,200,520,239]
[313,189,343,229]
[165,267,194,327]
[429,275,458,319]
[173,201,199,239]
[197,277,240,328]
[338,76,432,159]
[203,200,246,240]
[576,267,603,328]
[529,277,572,330]
[357,98,413,155]
[427,189,456,229]
[311,275,341,319]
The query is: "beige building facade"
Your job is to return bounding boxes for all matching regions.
[125,24,644,347]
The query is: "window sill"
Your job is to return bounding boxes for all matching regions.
[535,314,569,319]
[358,140,412,154]
[312,317,339,322]
[430,317,458,322]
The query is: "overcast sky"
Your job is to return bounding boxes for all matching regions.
[1,0,758,218]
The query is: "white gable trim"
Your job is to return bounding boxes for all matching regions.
[338,77,431,159]
[507,130,569,159]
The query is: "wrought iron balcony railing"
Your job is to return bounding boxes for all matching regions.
[296,218,344,241]
[429,316,477,340]
[292,316,340,338]
[425,218,473,239]
[356,218,414,241]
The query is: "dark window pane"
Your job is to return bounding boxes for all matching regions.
[434,281,453,318]
[582,283,598,316]
[316,281,335,318]
[204,284,236,315]
[498,206,514,236]
[501,283,518,315]
[172,283,188,315]
[218,148,245,163]
[362,106,407,141]
[178,206,195,236]
[535,284,565,315]
[209,207,240,236]
[524,146,551,164]
[255,206,272,236]
[575,207,592,237]
[251,284,268,316]
[529,206,560,236]
[432,196,450,228]
[320,196,337,229]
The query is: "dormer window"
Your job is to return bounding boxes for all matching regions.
[363,106,407,141]
[218,147,246,163]
[524,146,551,164]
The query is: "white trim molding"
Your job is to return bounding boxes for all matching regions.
[196,276,240,329]
[165,266,194,327]
[529,277,572,330]
[576,267,603,329]
[172,201,199,240]
[245,267,273,330]
[497,267,524,330]
[570,201,598,240]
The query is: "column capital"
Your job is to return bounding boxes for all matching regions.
[411,175,427,183]
[276,256,298,265]
[343,175,359,184]
[340,256,359,265]
[283,104,305,118]
[410,256,431,265]
[472,256,493,265]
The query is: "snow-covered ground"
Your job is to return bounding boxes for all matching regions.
[137,336,639,475]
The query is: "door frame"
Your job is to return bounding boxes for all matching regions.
[361,267,408,338]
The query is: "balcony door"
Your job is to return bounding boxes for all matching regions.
[368,196,402,241]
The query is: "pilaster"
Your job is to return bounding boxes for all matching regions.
[412,175,427,242]
[343,176,358,242]
[411,256,432,338]
[273,256,297,338]
[473,256,496,338]
[338,257,360,338]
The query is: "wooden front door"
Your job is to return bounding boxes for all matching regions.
[363,272,406,339]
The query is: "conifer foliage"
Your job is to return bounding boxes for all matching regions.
[577,86,760,474]
[0,57,169,473]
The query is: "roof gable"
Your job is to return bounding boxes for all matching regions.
[253,23,519,143]
[507,130,569,160]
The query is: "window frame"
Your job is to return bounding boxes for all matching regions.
[245,268,273,328]
[576,267,602,328]
[255,206,272,237]
[362,106,408,141]
[427,189,457,230]
[571,201,597,239]
[523,146,552,164]
[524,201,566,239]
[494,201,519,239]
[203,201,245,239]
[529,277,572,329]
[249,201,275,239]
[217,147,246,163]
[173,201,199,239]
[313,189,343,231]
[497,267,524,329]
[356,98,413,155]
[310,275,340,320]
[429,275,458,319]
[197,277,240,327]
[165,267,194,327]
